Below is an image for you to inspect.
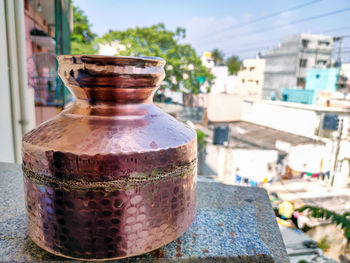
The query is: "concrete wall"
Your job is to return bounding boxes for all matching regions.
[207,94,244,122]
[242,100,321,137]
[243,99,350,138]
[288,144,331,173]
[201,144,278,185]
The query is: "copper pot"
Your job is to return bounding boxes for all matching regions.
[22,55,197,260]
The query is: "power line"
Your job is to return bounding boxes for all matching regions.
[323,25,350,33]
[225,45,278,54]
[222,32,350,57]
[198,7,350,47]
[336,34,350,39]
[193,0,322,42]
[219,26,350,54]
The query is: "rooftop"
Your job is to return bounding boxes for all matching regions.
[202,120,323,153]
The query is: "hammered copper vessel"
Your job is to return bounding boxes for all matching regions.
[22,55,197,260]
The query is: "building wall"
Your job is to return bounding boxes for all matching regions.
[202,144,278,185]
[263,33,334,99]
[242,100,350,138]
[207,94,244,122]
[338,63,350,91]
[281,89,315,104]
[210,66,237,94]
[24,1,54,62]
[236,58,265,97]
[305,68,339,93]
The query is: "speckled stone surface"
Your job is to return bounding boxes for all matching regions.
[0,162,289,262]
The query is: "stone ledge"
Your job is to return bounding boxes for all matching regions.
[0,163,289,262]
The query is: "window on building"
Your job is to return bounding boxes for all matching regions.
[242,79,245,83]
[318,41,330,46]
[297,77,306,89]
[301,39,310,48]
[256,80,259,85]
[249,67,255,71]
[299,58,307,68]
[317,60,327,66]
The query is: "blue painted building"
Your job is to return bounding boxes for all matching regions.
[281,89,315,104]
[305,68,339,93]
[281,68,339,104]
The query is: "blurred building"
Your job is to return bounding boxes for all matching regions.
[281,68,340,105]
[337,63,350,92]
[0,0,72,163]
[281,89,315,104]
[210,66,237,94]
[201,52,237,94]
[263,33,334,100]
[236,58,265,97]
[24,0,73,125]
[305,68,339,93]
[242,99,350,188]
[98,40,126,56]
[201,51,215,68]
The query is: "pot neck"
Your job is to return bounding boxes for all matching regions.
[57,55,165,105]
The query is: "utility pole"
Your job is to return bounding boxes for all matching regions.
[331,118,344,187]
[334,36,343,66]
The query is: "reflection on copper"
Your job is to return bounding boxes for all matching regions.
[22,55,197,260]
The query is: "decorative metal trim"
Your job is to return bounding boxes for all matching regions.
[22,159,197,191]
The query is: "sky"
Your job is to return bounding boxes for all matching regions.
[74,0,350,60]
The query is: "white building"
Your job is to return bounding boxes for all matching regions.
[98,41,126,56]
[201,52,237,94]
[263,33,334,99]
[242,99,350,188]
[236,58,265,97]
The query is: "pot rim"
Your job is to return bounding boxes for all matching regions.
[56,54,166,65]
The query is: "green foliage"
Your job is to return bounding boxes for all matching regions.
[71,42,97,55]
[71,5,97,54]
[226,55,242,75]
[297,206,350,245]
[211,48,225,65]
[97,24,214,94]
[317,236,331,251]
[196,129,208,150]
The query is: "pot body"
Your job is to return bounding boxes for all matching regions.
[22,55,197,260]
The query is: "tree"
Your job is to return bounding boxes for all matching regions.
[71,6,97,54]
[211,48,225,65]
[97,23,214,94]
[226,55,242,75]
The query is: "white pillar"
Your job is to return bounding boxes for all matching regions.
[0,0,35,163]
